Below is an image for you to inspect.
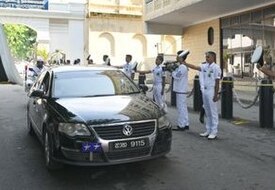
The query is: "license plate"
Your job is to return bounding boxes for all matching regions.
[111,138,148,151]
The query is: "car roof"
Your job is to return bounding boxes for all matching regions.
[49,65,118,74]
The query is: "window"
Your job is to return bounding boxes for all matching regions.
[221,5,275,77]
[208,27,214,45]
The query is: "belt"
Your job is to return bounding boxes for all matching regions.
[204,86,214,89]
[174,91,188,94]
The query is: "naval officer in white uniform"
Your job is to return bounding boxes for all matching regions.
[184,51,221,139]
[137,55,167,112]
[172,50,190,131]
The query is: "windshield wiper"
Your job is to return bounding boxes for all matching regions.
[123,91,140,95]
[82,94,114,97]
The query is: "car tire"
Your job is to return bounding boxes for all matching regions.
[26,113,34,136]
[44,130,63,170]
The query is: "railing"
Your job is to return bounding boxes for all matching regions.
[88,0,143,16]
[145,0,175,14]
[145,0,198,15]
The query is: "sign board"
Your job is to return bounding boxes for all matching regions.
[0,0,48,10]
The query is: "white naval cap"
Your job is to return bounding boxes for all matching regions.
[179,49,190,58]
[251,46,264,66]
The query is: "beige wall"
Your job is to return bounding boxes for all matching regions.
[183,19,220,79]
[88,15,182,66]
[89,16,144,33]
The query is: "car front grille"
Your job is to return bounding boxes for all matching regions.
[61,148,104,162]
[106,147,151,160]
[91,121,156,140]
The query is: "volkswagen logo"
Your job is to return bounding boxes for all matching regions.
[122,124,133,136]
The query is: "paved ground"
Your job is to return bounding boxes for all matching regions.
[0,83,275,190]
[145,76,275,128]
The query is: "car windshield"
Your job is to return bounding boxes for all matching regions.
[52,70,140,98]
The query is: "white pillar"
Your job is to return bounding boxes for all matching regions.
[68,20,85,64]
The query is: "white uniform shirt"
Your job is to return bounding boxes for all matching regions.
[199,62,206,92]
[172,64,188,93]
[123,62,133,78]
[152,65,165,85]
[28,66,44,77]
[200,62,221,89]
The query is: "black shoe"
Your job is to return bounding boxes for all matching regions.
[172,126,186,131]
[184,126,189,130]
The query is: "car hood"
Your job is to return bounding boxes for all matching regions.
[50,94,162,125]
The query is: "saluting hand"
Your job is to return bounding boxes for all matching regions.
[213,94,219,102]
[256,63,262,70]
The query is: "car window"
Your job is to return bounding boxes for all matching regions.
[32,71,46,90]
[52,70,140,98]
[41,72,50,94]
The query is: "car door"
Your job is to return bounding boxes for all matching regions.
[29,72,49,136]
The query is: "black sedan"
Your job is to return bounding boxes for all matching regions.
[27,66,172,170]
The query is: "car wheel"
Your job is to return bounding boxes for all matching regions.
[26,113,34,136]
[44,130,62,170]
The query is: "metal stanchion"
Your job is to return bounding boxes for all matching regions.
[193,75,202,111]
[138,73,146,86]
[221,76,233,119]
[259,79,273,128]
[138,73,147,94]
[171,78,176,106]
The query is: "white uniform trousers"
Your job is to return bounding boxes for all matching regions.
[176,93,189,127]
[202,88,218,135]
[153,84,166,109]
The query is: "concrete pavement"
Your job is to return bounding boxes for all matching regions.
[1,83,275,190]
[146,77,275,128]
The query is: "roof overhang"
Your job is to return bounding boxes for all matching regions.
[145,0,275,28]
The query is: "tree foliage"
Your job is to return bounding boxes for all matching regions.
[3,24,37,60]
[37,48,49,63]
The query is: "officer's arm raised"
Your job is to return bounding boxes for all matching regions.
[258,65,275,77]
[183,62,201,71]
[136,70,151,74]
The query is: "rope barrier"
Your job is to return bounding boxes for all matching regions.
[143,74,271,110]
[187,87,194,98]
[233,88,259,109]
[231,77,260,109]
[222,79,274,87]
[163,83,194,98]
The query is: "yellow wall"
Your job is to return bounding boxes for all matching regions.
[183,19,221,79]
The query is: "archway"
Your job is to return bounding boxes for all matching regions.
[99,32,115,56]
[132,34,147,62]
[162,36,176,55]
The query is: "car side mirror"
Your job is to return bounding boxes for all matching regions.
[29,89,45,98]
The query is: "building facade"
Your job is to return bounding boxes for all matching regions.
[0,0,183,69]
[145,0,275,78]
[0,0,86,63]
[1,0,274,77]
[87,0,182,69]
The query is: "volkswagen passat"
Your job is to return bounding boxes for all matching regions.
[27,66,172,170]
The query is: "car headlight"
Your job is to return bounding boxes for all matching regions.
[158,115,171,129]
[58,123,91,137]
